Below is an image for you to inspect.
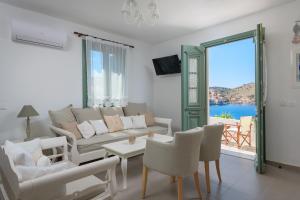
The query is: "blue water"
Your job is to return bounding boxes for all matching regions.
[210,104,257,120]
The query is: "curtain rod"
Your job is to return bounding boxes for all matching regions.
[74,31,135,48]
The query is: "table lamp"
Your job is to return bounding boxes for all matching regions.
[17,105,39,138]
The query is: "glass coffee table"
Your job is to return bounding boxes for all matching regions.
[102,134,174,190]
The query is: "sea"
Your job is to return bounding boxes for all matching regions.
[210,104,257,120]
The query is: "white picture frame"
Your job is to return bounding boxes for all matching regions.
[291,46,300,88]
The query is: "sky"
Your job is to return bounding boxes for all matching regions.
[208,38,255,88]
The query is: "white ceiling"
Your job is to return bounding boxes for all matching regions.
[0,0,295,44]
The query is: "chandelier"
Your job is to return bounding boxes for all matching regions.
[121,0,159,26]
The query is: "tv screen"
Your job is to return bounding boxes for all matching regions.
[152,55,181,75]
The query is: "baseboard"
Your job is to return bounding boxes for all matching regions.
[266,160,300,172]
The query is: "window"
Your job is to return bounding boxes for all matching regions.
[83,39,128,107]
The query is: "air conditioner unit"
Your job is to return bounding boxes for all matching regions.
[11,20,67,49]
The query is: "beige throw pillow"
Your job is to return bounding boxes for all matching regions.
[144,112,155,126]
[61,122,82,139]
[104,115,124,133]
[48,104,76,128]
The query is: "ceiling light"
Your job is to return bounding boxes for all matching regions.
[121,0,159,26]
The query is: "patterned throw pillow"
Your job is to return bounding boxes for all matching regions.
[89,120,109,135]
[104,115,124,132]
[77,121,95,139]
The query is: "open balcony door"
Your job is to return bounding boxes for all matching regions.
[255,24,266,173]
[181,45,207,131]
[181,24,266,173]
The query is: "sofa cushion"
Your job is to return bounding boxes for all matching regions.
[71,108,102,123]
[76,126,168,154]
[48,105,76,128]
[123,102,147,116]
[124,126,168,136]
[77,131,129,153]
[100,107,124,116]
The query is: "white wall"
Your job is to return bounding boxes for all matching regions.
[0,2,153,143]
[152,0,300,167]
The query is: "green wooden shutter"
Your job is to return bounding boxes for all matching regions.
[255,24,266,173]
[181,45,207,131]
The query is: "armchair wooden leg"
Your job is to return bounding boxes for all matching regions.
[170,176,176,183]
[193,172,202,199]
[142,166,148,199]
[204,161,211,193]
[215,159,222,183]
[177,176,183,200]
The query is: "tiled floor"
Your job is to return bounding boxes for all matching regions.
[1,154,299,200]
[113,154,300,200]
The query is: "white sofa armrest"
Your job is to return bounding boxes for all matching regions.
[50,125,77,144]
[19,156,120,196]
[154,117,173,136]
[49,125,81,164]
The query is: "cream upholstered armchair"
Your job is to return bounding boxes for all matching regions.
[0,137,119,200]
[200,124,224,193]
[142,129,204,200]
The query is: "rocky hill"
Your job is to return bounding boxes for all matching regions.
[209,83,255,104]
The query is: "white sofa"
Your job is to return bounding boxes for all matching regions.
[49,103,172,164]
[0,137,119,200]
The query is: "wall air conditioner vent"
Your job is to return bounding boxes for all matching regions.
[11,20,67,49]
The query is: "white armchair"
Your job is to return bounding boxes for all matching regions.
[0,137,119,200]
[142,129,204,200]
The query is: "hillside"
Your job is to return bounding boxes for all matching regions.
[209,83,255,104]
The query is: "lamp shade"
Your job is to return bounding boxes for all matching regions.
[17,105,39,118]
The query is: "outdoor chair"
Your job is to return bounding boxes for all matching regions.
[224,116,253,148]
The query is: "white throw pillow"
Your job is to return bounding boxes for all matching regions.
[120,116,133,129]
[77,121,95,139]
[89,120,109,135]
[36,155,51,167]
[4,140,35,167]
[131,115,147,129]
[18,139,43,163]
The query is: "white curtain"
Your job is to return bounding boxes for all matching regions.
[85,38,128,107]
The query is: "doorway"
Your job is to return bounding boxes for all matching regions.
[207,38,256,159]
[181,24,265,173]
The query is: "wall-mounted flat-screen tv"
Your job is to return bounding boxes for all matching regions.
[152,55,181,75]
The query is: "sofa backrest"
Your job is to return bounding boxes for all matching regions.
[100,107,124,116]
[48,102,149,127]
[123,102,148,116]
[71,108,103,124]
